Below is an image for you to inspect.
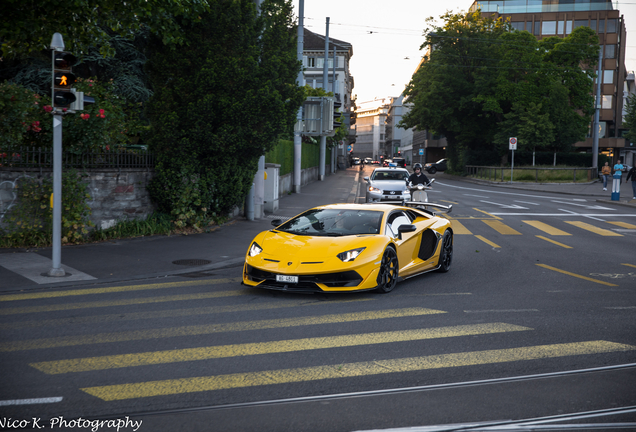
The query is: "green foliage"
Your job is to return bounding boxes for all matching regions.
[145,0,303,223]
[265,139,333,176]
[401,10,599,171]
[0,0,210,59]
[623,94,636,144]
[0,170,93,246]
[87,213,173,242]
[0,80,142,153]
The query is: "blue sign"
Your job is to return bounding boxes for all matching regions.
[419,149,424,155]
[347,145,352,152]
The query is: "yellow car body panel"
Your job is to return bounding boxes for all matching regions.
[243,203,452,293]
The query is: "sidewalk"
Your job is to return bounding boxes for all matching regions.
[0,166,634,292]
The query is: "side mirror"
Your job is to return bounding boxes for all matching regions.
[397,224,416,240]
[271,219,282,227]
[364,176,369,182]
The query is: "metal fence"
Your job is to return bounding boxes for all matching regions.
[0,147,156,169]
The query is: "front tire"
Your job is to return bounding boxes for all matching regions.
[376,246,398,293]
[429,167,437,174]
[437,230,453,272]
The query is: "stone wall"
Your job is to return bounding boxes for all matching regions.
[0,168,156,231]
[1,165,327,232]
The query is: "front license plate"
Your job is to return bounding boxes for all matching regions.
[276,275,298,283]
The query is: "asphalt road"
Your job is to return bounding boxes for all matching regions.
[1,173,635,432]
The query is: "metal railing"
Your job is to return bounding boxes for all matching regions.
[0,147,156,169]
[465,165,598,183]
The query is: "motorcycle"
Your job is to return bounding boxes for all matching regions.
[408,178,435,204]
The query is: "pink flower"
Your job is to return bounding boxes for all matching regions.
[99,109,104,115]
[43,105,53,113]
[100,114,105,118]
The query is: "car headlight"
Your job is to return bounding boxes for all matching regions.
[368,186,381,193]
[403,189,410,195]
[337,247,366,262]
[248,242,263,257]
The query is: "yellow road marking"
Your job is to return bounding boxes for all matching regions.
[473,208,502,220]
[622,263,636,269]
[523,221,571,236]
[483,220,522,235]
[0,278,241,302]
[0,289,250,316]
[564,221,623,237]
[536,236,572,249]
[450,219,472,235]
[440,200,458,204]
[536,264,618,287]
[474,235,501,248]
[0,299,373,331]
[33,322,527,374]
[81,341,635,400]
[606,221,636,229]
[4,308,443,352]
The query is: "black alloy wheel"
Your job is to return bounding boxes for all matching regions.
[376,246,398,293]
[437,230,453,272]
[428,167,437,174]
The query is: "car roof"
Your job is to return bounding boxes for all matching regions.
[372,167,409,173]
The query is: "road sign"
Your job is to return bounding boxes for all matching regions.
[419,148,424,155]
[509,137,517,150]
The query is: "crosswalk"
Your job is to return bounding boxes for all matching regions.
[1,277,634,413]
[445,216,636,240]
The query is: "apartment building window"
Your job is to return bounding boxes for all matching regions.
[605,45,616,59]
[602,95,613,109]
[598,19,605,33]
[574,19,587,30]
[603,70,614,84]
[534,21,540,35]
[303,56,316,68]
[607,18,617,33]
[542,21,557,34]
[590,20,596,31]
[511,21,524,31]
[526,21,532,32]
[565,20,573,34]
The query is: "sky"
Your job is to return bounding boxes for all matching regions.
[293,0,636,104]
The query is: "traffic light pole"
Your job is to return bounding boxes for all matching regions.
[48,32,66,277]
[49,113,65,277]
[319,17,330,182]
[293,0,304,193]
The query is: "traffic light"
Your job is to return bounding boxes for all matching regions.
[333,100,342,130]
[52,51,78,108]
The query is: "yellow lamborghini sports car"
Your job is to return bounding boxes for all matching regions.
[243,203,453,293]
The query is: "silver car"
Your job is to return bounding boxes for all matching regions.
[364,167,411,203]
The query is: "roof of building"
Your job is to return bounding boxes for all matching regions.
[303,28,353,56]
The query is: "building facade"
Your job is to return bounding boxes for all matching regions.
[353,98,392,160]
[302,28,356,147]
[471,0,632,164]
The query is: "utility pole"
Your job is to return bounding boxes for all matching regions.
[592,46,603,171]
[319,17,329,181]
[293,0,304,193]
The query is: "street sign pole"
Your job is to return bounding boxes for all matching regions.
[509,137,517,184]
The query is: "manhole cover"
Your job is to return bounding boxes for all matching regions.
[172,259,211,266]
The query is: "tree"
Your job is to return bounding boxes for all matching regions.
[623,94,636,144]
[0,0,210,58]
[401,10,599,169]
[400,11,510,172]
[144,0,303,226]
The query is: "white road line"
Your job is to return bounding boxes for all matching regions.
[514,200,541,205]
[0,253,96,285]
[551,200,615,210]
[0,397,63,406]
[464,309,539,313]
[479,200,528,209]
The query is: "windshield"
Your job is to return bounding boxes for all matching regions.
[371,171,408,181]
[277,209,383,236]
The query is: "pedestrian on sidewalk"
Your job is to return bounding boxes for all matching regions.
[601,161,611,191]
[612,159,625,199]
[626,164,636,200]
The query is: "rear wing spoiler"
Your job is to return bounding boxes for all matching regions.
[364,201,453,214]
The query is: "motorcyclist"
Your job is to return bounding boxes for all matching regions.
[407,163,431,186]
